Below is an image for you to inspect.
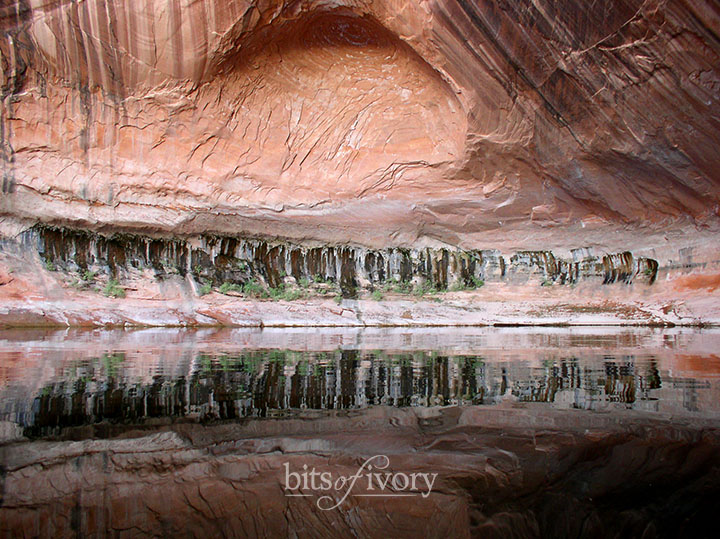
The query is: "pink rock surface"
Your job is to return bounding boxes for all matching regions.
[1,407,719,537]
[0,0,718,247]
[0,1,719,324]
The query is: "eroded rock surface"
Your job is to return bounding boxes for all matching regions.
[2,224,720,327]
[1,406,719,537]
[0,2,719,324]
[0,0,718,247]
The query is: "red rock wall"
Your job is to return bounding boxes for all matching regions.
[0,1,719,248]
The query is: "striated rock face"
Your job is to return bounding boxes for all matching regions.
[24,226,661,292]
[0,0,719,248]
[2,224,719,328]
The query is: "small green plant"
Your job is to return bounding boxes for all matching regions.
[412,282,438,297]
[82,269,96,282]
[371,289,384,301]
[268,284,286,300]
[281,288,303,301]
[385,279,412,294]
[452,277,485,291]
[333,294,343,304]
[219,282,243,294]
[44,259,56,272]
[470,277,485,288]
[298,278,310,288]
[541,279,553,287]
[242,279,267,298]
[199,281,213,296]
[103,278,126,298]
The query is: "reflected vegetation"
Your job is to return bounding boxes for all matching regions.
[1,327,719,439]
[2,327,719,538]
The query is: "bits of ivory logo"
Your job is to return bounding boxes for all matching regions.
[282,455,438,510]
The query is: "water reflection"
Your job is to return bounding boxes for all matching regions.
[1,327,719,439]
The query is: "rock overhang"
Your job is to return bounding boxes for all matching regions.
[0,0,717,249]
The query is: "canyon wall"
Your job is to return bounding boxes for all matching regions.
[0,0,718,248]
[0,1,719,324]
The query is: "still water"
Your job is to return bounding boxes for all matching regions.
[1,327,719,538]
[2,326,719,439]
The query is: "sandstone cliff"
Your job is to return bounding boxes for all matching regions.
[0,1,719,324]
[0,0,718,246]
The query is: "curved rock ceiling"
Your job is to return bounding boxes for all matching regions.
[0,0,719,249]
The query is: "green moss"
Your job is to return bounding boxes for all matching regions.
[82,269,96,282]
[44,259,56,272]
[333,294,343,304]
[371,289,384,301]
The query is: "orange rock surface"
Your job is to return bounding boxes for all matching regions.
[0,0,718,248]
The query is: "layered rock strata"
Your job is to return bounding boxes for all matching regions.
[22,226,661,293]
[1,405,719,537]
[0,0,718,245]
[0,1,719,324]
[0,223,718,326]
